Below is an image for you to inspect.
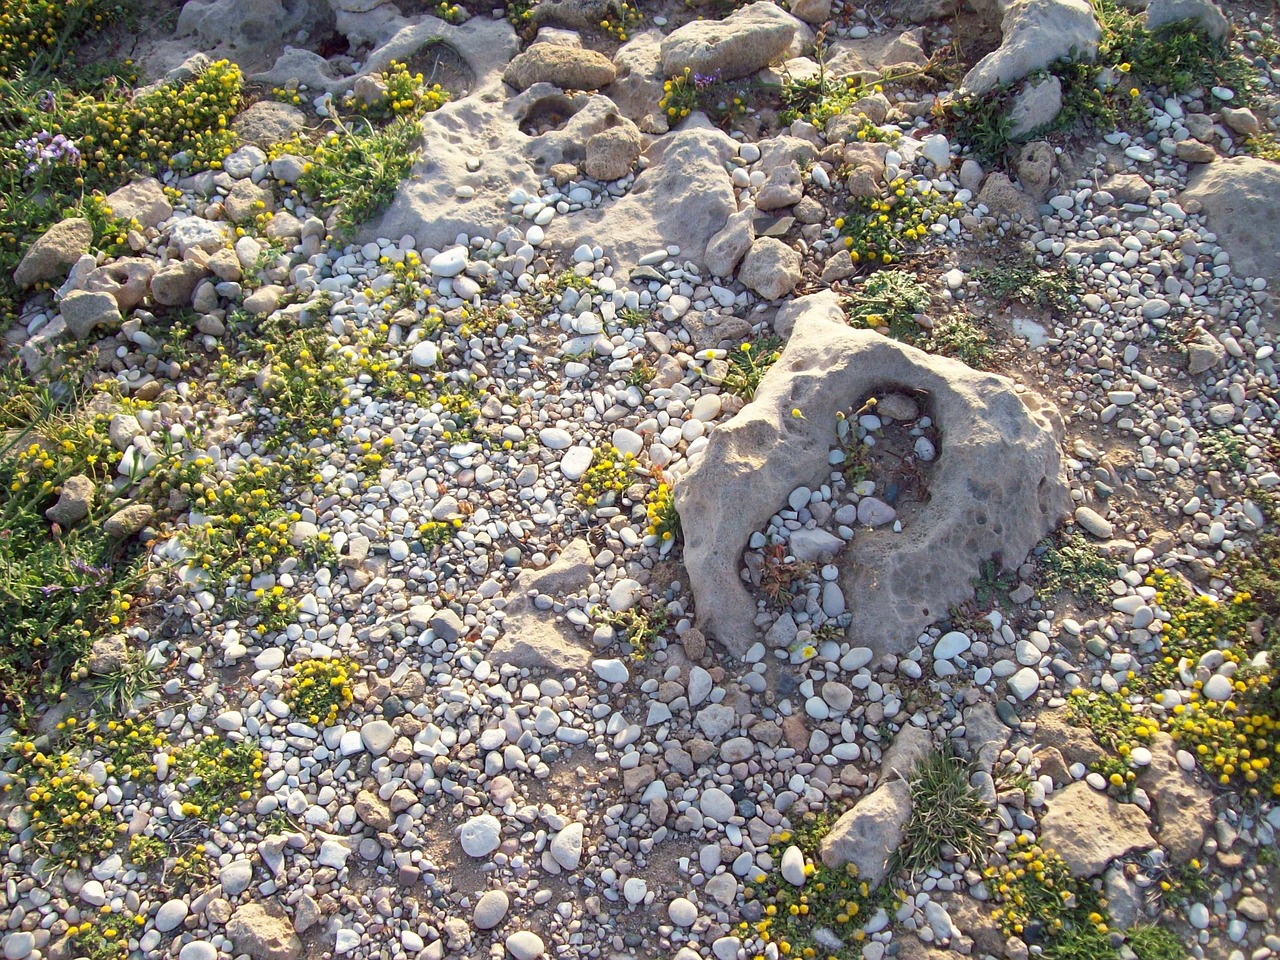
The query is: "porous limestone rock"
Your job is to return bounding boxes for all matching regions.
[584,122,643,181]
[660,1,802,81]
[175,0,333,72]
[676,292,1067,657]
[1040,781,1155,876]
[705,207,755,279]
[487,539,595,672]
[609,31,670,134]
[554,124,737,273]
[14,218,93,288]
[504,44,617,92]
[1183,157,1280,293]
[825,29,928,82]
[1146,0,1228,40]
[232,101,307,148]
[1137,734,1214,863]
[961,0,1099,95]
[225,902,302,960]
[737,238,802,301]
[104,179,172,229]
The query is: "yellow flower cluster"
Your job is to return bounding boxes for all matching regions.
[644,481,679,542]
[837,177,962,265]
[987,838,1108,939]
[0,0,129,75]
[419,518,463,546]
[15,742,122,870]
[285,657,356,727]
[578,446,637,508]
[344,61,450,121]
[169,738,263,819]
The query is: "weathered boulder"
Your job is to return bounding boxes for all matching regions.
[60,290,123,340]
[961,0,1099,95]
[825,29,928,82]
[504,43,617,92]
[1183,157,1280,292]
[232,100,307,148]
[1007,73,1063,140]
[660,1,802,81]
[676,292,1067,657]
[1146,0,1228,39]
[610,31,670,134]
[104,178,172,229]
[553,124,737,273]
[487,539,595,672]
[151,260,210,307]
[1137,734,1214,863]
[737,237,802,301]
[1040,781,1155,876]
[14,218,93,288]
[584,121,643,181]
[82,258,156,311]
[225,902,302,960]
[46,475,96,528]
[705,207,755,278]
[175,0,333,72]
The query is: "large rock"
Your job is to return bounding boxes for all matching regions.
[487,539,595,672]
[584,121,642,181]
[660,1,802,81]
[175,0,332,71]
[46,474,95,527]
[705,207,755,279]
[504,43,617,91]
[737,237,802,301]
[232,101,307,148]
[1183,157,1280,292]
[961,0,1099,95]
[1137,734,1214,863]
[676,292,1067,657]
[1040,781,1155,876]
[14,218,93,288]
[610,31,670,134]
[225,903,302,960]
[60,289,122,340]
[1146,0,1228,40]
[825,29,928,82]
[104,179,172,229]
[553,124,737,273]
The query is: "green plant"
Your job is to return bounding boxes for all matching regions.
[658,67,749,128]
[1038,534,1115,603]
[844,271,931,342]
[84,650,161,714]
[743,813,887,958]
[599,602,669,660]
[0,0,134,78]
[987,839,1109,944]
[169,737,263,820]
[721,337,782,401]
[1126,923,1185,960]
[343,59,450,121]
[759,541,814,607]
[644,480,680,543]
[577,445,637,508]
[13,740,123,871]
[1199,429,1249,473]
[283,657,355,727]
[892,748,991,875]
[836,177,962,266]
[67,917,129,960]
[931,316,993,368]
[285,114,426,238]
[418,518,462,546]
[971,259,1078,315]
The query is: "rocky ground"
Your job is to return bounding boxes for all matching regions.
[2,0,1280,960]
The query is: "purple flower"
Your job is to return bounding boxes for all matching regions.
[37,90,56,113]
[692,69,722,90]
[15,131,82,176]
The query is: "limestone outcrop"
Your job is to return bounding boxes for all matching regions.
[676,292,1068,657]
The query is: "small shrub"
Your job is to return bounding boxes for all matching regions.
[343,60,450,121]
[987,839,1109,943]
[418,518,462,547]
[931,316,993,368]
[1038,534,1114,603]
[971,259,1078,315]
[836,177,962,266]
[658,67,749,128]
[644,480,680,543]
[284,658,355,727]
[14,742,123,870]
[169,737,263,820]
[844,270,931,343]
[599,602,669,660]
[1126,923,1186,960]
[892,748,991,875]
[721,337,782,401]
[577,445,637,508]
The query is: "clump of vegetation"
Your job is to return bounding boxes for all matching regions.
[987,838,1109,944]
[343,60,450,121]
[893,748,991,875]
[1199,428,1249,473]
[644,480,680,543]
[658,67,749,128]
[599,602,669,660]
[13,740,123,870]
[0,0,133,76]
[836,177,961,266]
[931,316,993,368]
[758,541,815,607]
[284,657,356,727]
[418,518,462,547]
[743,814,888,959]
[434,382,482,442]
[170,737,263,820]
[1038,533,1115,603]
[721,337,782,401]
[1068,689,1159,794]
[577,445,637,508]
[844,271,931,342]
[1126,923,1186,960]
[971,258,1078,316]
[84,650,162,714]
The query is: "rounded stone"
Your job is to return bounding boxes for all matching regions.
[474,890,510,930]
[461,814,502,857]
[668,897,697,927]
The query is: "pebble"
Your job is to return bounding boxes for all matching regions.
[461,814,502,857]
[474,890,511,929]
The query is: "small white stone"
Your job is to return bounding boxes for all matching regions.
[668,897,697,927]
[780,845,806,886]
